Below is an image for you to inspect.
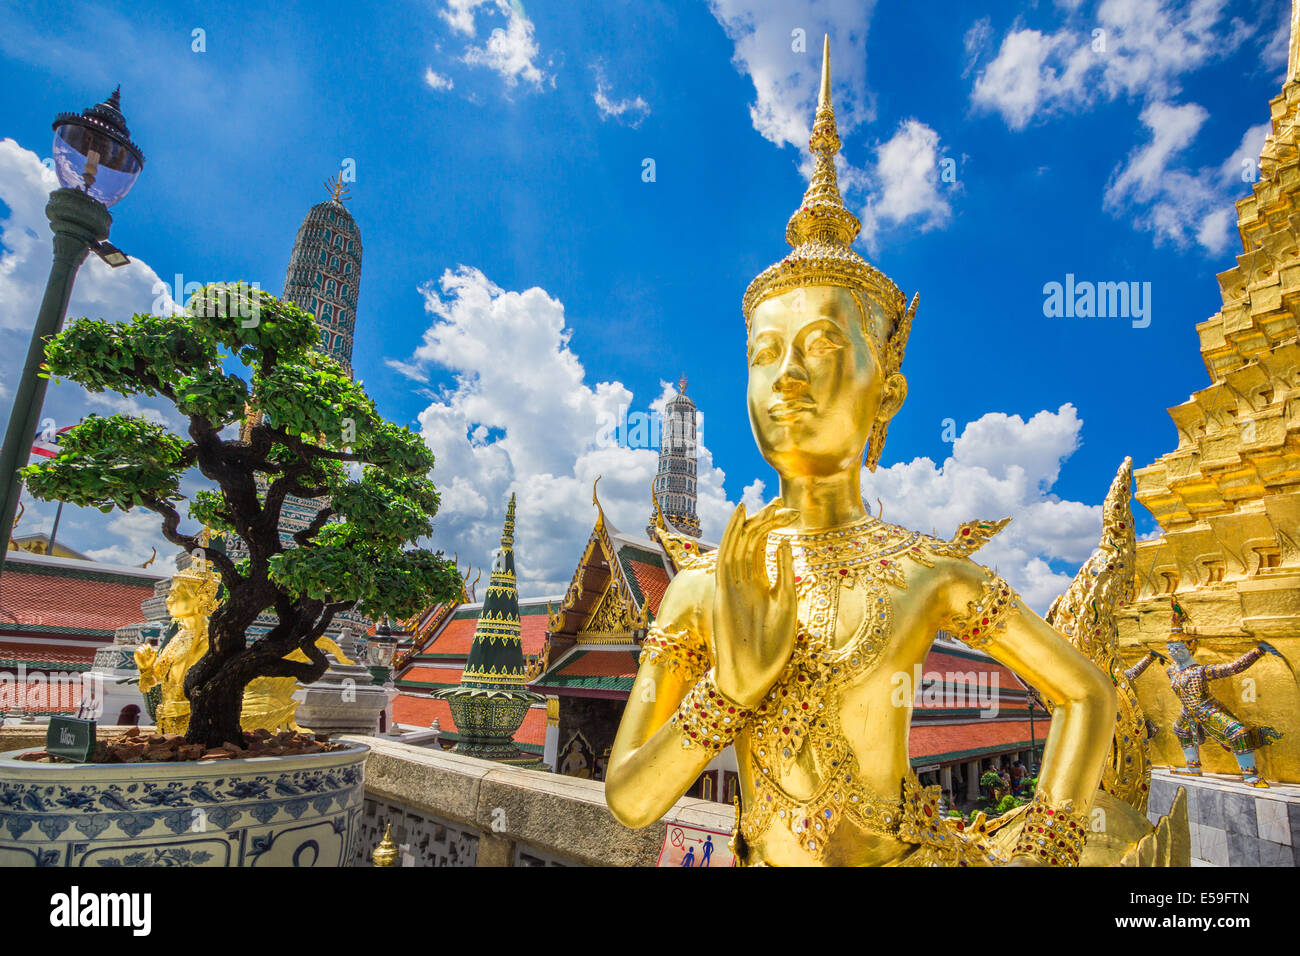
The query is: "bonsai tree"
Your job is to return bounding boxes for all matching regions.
[23,284,461,748]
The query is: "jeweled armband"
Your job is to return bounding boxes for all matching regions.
[670,670,753,752]
[945,575,1019,650]
[1011,790,1087,867]
[639,625,708,678]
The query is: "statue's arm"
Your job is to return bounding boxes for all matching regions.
[1204,645,1265,681]
[941,563,1115,816]
[1123,651,1161,682]
[606,569,724,829]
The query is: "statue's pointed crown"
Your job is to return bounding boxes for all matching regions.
[743,35,912,377]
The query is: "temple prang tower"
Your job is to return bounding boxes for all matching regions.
[646,375,701,538]
[283,174,362,375]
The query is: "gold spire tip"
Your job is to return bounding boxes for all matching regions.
[819,34,832,110]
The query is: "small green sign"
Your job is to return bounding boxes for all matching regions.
[46,717,96,762]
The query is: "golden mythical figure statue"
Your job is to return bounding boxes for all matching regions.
[134,549,355,736]
[607,38,1185,866]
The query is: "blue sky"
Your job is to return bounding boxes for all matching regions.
[0,0,1290,607]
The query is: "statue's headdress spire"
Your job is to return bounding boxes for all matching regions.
[742,36,914,362]
[743,34,918,471]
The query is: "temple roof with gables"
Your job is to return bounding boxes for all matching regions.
[0,550,169,668]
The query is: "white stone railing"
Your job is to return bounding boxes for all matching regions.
[345,734,735,866]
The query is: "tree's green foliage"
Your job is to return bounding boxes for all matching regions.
[21,283,462,745]
[23,415,188,512]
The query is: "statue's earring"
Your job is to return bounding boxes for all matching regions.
[865,417,888,472]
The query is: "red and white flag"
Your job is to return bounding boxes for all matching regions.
[31,424,74,458]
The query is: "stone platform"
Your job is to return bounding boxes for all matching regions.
[1148,768,1299,866]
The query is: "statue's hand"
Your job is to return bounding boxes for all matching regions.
[713,501,798,708]
[133,644,157,673]
[1259,641,1283,658]
[1153,650,1170,664]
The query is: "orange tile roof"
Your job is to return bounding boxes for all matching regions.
[909,719,1050,763]
[923,648,1027,691]
[0,641,97,666]
[422,609,549,658]
[554,650,638,679]
[400,665,463,685]
[626,559,669,615]
[391,695,548,746]
[0,566,155,638]
[425,617,478,656]
[0,677,83,713]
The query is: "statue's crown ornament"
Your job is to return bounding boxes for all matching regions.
[742,35,916,380]
[170,527,222,614]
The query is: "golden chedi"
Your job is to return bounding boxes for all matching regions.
[607,38,1180,866]
[1116,4,1300,784]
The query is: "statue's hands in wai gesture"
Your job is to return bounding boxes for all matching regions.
[713,501,799,707]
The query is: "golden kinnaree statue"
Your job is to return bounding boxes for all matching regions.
[607,38,1184,867]
[134,552,355,737]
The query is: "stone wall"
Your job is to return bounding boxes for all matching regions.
[345,735,735,866]
[1147,769,1298,866]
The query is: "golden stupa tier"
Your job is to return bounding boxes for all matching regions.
[1119,54,1300,783]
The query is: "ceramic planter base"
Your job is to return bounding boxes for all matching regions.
[0,742,367,867]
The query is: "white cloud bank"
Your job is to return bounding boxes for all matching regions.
[438,0,551,90]
[969,0,1281,254]
[862,404,1110,613]
[396,268,1109,612]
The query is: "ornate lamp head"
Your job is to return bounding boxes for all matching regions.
[742,36,917,471]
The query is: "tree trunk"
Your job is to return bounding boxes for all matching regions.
[186,665,247,749]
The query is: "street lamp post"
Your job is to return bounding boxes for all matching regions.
[0,88,143,577]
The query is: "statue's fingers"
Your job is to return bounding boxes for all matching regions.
[720,503,747,581]
[743,502,795,576]
[770,539,794,598]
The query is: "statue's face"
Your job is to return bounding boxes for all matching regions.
[166,582,203,618]
[747,285,902,477]
[1168,640,1195,666]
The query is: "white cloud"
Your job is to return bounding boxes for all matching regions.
[860,119,953,248]
[707,0,876,154]
[708,2,953,251]
[424,68,455,91]
[439,0,550,89]
[962,16,994,78]
[394,267,737,594]
[861,405,1107,613]
[395,269,1112,612]
[970,0,1255,130]
[1104,101,1262,254]
[592,64,650,126]
[1219,121,1270,185]
[0,139,179,333]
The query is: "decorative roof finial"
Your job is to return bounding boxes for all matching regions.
[678,373,688,395]
[324,172,351,204]
[501,492,516,549]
